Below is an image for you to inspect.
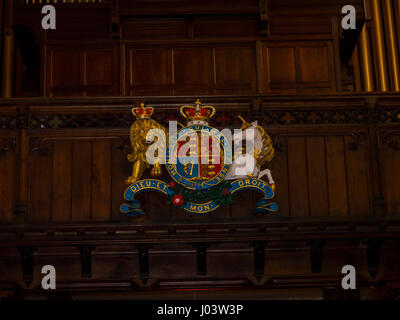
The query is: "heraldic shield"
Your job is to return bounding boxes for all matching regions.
[120,100,278,216]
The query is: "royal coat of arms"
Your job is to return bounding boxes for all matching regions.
[120,100,278,215]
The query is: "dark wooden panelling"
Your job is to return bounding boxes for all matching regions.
[326,136,348,217]
[380,134,400,216]
[287,137,309,217]
[48,49,81,96]
[126,44,257,96]
[269,15,333,36]
[122,20,188,40]
[171,204,194,222]
[268,47,296,83]
[194,18,258,38]
[71,141,92,221]
[300,42,336,92]
[127,48,172,96]
[0,142,16,222]
[265,42,335,93]
[46,7,111,40]
[145,191,171,221]
[91,140,112,221]
[299,46,330,85]
[118,0,259,16]
[45,41,337,96]
[52,141,72,222]
[29,142,53,222]
[174,48,214,94]
[344,136,371,217]
[215,46,257,94]
[208,250,252,277]
[85,49,114,96]
[231,190,258,219]
[46,46,118,97]
[269,136,290,217]
[111,139,131,221]
[306,136,329,217]
[28,137,127,222]
[21,0,365,97]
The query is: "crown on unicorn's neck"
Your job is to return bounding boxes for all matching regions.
[132,103,154,119]
[180,99,216,122]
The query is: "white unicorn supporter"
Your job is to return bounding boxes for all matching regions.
[225,117,275,190]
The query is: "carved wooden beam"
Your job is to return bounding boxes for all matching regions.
[24,0,106,4]
[0,137,16,157]
[347,132,368,151]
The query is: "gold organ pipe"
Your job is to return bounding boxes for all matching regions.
[358,24,374,92]
[351,44,362,92]
[370,0,389,91]
[394,0,400,72]
[382,0,400,91]
[1,27,14,98]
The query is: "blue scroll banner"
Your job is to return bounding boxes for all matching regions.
[120,178,279,216]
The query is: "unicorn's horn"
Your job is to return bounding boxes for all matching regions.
[238,115,250,128]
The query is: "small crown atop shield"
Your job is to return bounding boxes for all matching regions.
[180,99,216,122]
[132,103,154,119]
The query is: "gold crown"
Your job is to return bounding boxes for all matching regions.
[132,103,154,119]
[180,99,216,122]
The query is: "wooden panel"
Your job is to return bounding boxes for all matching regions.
[173,48,214,94]
[170,203,190,222]
[119,0,259,16]
[85,49,114,96]
[0,146,16,222]
[91,140,112,221]
[268,47,296,83]
[45,7,110,40]
[344,136,371,216]
[265,43,335,93]
[215,46,256,94]
[380,135,400,215]
[52,141,72,222]
[325,136,348,217]
[47,46,118,97]
[230,190,258,218]
[287,137,309,217]
[71,141,92,221]
[146,191,173,221]
[208,251,252,277]
[49,49,81,96]
[269,15,332,36]
[194,18,258,38]
[299,46,330,83]
[122,20,187,40]
[111,139,131,221]
[128,48,172,95]
[269,137,290,217]
[306,136,329,216]
[127,45,259,95]
[29,143,53,222]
